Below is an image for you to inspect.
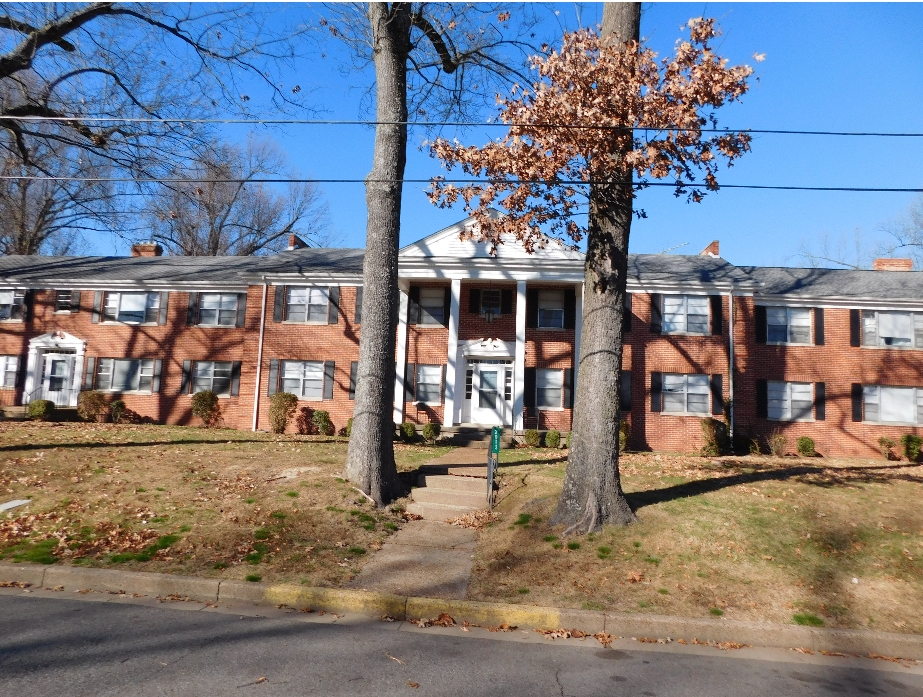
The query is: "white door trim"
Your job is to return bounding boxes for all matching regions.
[24,331,86,407]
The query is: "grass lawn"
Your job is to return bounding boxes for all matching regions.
[0,422,449,586]
[473,448,923,634]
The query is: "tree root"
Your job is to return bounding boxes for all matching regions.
[562,491,599,537]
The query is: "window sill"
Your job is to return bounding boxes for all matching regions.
[765,341,814,347]
[101,321,159,327]
[414,323,448,329]
[282,320,331,326]
[189,392,232,399]
[766,417,816,423]
[0,319,23,323]
[196,324,239,329]
[864,420,921,427]
[659,331,713,338]
[99,390,154,396]
[659,411,710,417]
[53,310,72,315]
[536,406,565,412]
[535,326,567,332]
[861,344,920,350]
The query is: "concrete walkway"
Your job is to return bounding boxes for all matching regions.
[346,520,476,599]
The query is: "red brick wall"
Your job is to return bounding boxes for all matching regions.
[402,281,450,426]
[524,284,577,431]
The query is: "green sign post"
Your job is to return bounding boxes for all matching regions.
[486,427,501,509]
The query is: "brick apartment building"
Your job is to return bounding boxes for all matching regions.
[1,217,921,458]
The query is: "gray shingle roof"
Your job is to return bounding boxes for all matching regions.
[628,254,753,287]
[742,266,923,302]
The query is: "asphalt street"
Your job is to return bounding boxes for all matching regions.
[1,591,922,696]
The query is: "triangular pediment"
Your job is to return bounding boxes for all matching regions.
[28,330,86,348]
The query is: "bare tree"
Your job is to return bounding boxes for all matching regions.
[146,138,329,256]
[880,194,923,267]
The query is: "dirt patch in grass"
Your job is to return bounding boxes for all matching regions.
[470,448,923,634]
[0,423,449,586]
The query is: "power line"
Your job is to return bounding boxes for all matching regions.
[6,116,923,137]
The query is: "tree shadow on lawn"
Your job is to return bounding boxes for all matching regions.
[500,455,568,468]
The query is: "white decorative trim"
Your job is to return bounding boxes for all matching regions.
[443,279,462,428]
[514,281,527,430]
[24,331,86,407]
[393,283,410,425]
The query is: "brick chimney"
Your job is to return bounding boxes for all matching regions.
[872,258,913,271]
[287,234,309,250]
[699,240,720,257]
[131,242,163,257]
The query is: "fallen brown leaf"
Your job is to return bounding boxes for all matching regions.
[407,681,420,688]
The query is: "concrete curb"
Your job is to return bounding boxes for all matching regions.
[2,562,921,660]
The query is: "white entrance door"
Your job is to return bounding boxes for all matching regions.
[471,364,507,425]
[40,353,75,406]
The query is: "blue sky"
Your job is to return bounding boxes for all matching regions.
[114,3,923,268]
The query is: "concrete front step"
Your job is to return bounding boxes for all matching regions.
[411,487,487,508]
[417,474,485,493]
[405,501,479,521]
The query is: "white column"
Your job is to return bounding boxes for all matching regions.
[393,281,410,425]
[443,278,462,427]
[574,281,584,379]
[23,345,38,404]
[513,280,527,430]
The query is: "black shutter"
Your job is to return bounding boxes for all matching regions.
[650,372,662,412]
[158,292,169,325]
[623,293,632,333]
[815,382,826,421]
[563,368,574,408]
[710,295,724,335]
[323,361,335,399]
[267,359,279,396]
[22,290,33,321]
[15,355,26,390]
[348,361,358,400]
[850,309,861,347]
[236,293,248,328]
[650,294,662,334]
[755,379,768,418]
[441,364,447,403]
[83,357,96,390]
[526,288,539,328]
[523,367,536,408]
[180,360,192,394]
[755,306,767,343]
[91,291,102,324]
[273,285,285,322]
[813,308,824,346]
[404,363,415,403]
[408,286,420,325]
[619,370,632,412]
[70,290,81,313]
[500,288,513,315]
[710,374,724,415]
[354,286,363,324]
[327,286,340,324]
[469,288,481,315]
[851,383,863,422]
[187,292,199,326]
[442,287,451,326]
[230,361,241,396]
[563,288,577,329]
[151,359,163,394]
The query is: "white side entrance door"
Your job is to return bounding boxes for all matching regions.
[470,364,509,425]
[40,353,76,406]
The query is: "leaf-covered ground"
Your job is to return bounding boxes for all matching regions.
[472,448,923,634]
[0,423,448,586]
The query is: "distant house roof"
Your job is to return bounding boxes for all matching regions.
[743,266,923,302]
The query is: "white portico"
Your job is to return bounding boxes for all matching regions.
[393,217,585,431]
[22,331,87,407]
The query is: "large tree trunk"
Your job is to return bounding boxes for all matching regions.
[343,3,410,505]
[551,2,641,534]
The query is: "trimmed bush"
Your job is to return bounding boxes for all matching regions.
[77,390,109,422]
[700,418,729,456]
[619,421,630,453]
[312,409,334,436]
[797,436,816,457]
[422,422,441,444]
[566,431,572,449]
[900,434,922,462]
[768,429,786,457]
[523,429,541,447]
[346,417,354,438]
[545,429,561,449]
[109,399,126,424]
[190,390,221,428]
[268,392,298,434]
[878,436,897,460]
[27,399,55,421]
[400,421,417,442]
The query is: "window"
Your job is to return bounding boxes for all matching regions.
[766,307,811,344]
[96,359,154,393]
[662,295,709,334]
[863,310,923,348]
[536,369,564,409]
[537,290,565,329]
[193,361,233,396]
[419,288,446,325]
[285,287,328,323]
[55,290,73,312]
[767,381,813,421]
[863,385,923,424]
[662,374,709,414]
[198,293,238,326]
[480,289,502,316]
[104,292,159,324]
[0,355,18,387]
[281,361,324,400]
[0,290,25,320]
[415,365,443,404]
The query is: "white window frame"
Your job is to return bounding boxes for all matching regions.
[0,355,19,388]
[96,358,154,393]
[662,295,710,335]
[280,360,324,401]
[54,290,73,314]
[863,310,921,349]
[863,385,923,425]
[536,368,564,410]
[285,287,329,323]
[537,290,565,329]
[192,361,233,396]
[418,288,446,326]
[766,306,812,345]
[767,381,814,421]
[662,373,710,415]
[103,291,160,325]
[198,293,239,327]
[0,290,25,321]
[415,364,443,405]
